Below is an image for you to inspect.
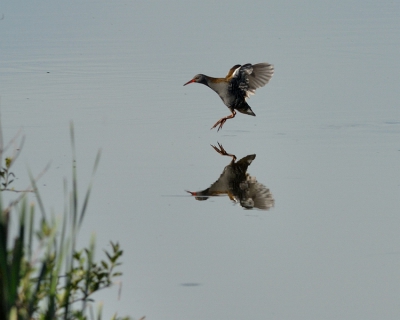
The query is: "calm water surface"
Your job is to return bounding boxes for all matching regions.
[1,1,399,319]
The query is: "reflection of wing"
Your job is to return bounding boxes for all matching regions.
[240,174,274,210]
[231,63,274,98]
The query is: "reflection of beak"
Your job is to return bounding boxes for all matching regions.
[186,190,209,201]
[183,79,195,86]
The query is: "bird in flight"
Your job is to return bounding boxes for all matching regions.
[184,62,274,131]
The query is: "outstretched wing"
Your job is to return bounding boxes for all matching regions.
[230,63,274,98]
[247,63,274,94]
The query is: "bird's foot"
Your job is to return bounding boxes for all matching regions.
[210,142,227,155]
[210,142,237,162]
[211,117,227,131]
[211,110,236,131]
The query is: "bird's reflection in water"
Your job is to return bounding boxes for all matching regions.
[186,143,274,210]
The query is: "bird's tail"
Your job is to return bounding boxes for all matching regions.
[237,103,256,116]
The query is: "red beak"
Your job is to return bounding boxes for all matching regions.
[183,79,196,86]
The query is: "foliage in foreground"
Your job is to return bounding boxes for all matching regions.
[0,124,135,320]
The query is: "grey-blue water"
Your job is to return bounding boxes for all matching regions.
[1,1,399,319]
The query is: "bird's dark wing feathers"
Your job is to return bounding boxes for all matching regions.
[230,63,274,99]
[227,64,251,105]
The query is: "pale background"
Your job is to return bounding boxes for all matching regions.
[1,1,399,319]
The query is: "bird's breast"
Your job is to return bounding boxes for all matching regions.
[207,80,232,107]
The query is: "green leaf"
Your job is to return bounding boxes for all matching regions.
[5,157,12,169]
[112,272,122,277]
[105,251,112,261]
[101,260,108,269]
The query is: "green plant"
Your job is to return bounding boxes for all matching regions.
[0,124,136,320]
[0,157,15,190]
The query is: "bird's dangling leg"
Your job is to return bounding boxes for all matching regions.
[210,142,237,164]
[211,110,236,132]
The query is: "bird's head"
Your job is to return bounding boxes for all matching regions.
[183,74,207,86]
